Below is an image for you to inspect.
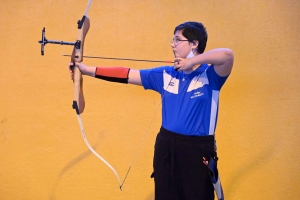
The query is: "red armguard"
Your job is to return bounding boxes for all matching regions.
[95,67,130,84]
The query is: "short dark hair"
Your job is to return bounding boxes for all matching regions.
[174,22,207,54]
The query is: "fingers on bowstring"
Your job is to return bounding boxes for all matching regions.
[174,59,181,71]
[174,58,182,63]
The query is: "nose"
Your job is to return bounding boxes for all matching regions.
[170,38,176,48]
[170,41,176,48]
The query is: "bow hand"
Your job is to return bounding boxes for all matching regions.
[69,62,88,80]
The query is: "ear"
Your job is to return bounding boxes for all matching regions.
[191,40,199,48]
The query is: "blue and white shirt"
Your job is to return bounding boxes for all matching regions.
[140,64,229,136]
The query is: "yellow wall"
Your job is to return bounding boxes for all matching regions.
[0,0,299,199]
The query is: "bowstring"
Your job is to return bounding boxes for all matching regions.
[120,0,178,189]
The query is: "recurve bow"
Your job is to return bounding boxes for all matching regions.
[70,0,123,190]
[38,0,122,190]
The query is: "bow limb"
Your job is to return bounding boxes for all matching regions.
[71,0,122,189]
[73,109,122,189]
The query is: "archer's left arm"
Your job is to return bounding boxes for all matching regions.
[69,62,143,86]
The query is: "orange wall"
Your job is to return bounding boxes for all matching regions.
[0,0,299,199]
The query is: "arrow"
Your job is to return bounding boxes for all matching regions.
[62,54,174,64]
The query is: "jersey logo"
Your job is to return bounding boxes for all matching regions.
[191,91,204,99]
[163,70,179,94]
[187,71,209,92]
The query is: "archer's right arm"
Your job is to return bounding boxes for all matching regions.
[69,62,142,86]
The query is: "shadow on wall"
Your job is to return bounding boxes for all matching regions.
[48,131,104,200]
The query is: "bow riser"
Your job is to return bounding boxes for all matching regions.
[71,17,90,114]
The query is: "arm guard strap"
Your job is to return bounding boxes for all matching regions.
[95,67,130,84]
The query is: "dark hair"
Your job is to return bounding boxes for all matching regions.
[174,22,207,54]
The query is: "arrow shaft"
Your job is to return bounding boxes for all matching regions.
[62,54,174,64]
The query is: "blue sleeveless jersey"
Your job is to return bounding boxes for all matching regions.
[140,64,229,136]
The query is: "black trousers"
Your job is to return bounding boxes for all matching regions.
[153,127,215,200]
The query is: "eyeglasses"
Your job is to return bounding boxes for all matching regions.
[170,38,189,46]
